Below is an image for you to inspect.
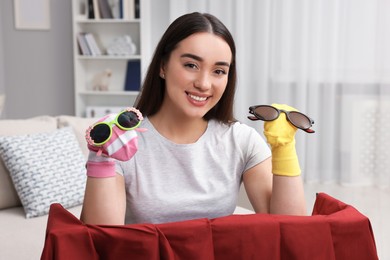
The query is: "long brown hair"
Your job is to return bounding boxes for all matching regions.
[135,12,237,123]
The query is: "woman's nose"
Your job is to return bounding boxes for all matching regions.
[194,72,211,91]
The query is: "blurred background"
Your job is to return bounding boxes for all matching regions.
[0,0,389,258]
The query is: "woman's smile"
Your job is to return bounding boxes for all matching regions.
[186,91,211,107]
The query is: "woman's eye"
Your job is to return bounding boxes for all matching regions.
[184,63,198,69]
[215,69,227,75]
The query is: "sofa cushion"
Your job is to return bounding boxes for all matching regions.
[0,205,83,260]
[0,116,57,209]
[57,115,96,158]
[0,127,86,218]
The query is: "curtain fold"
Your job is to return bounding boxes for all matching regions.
[166,0,390,187]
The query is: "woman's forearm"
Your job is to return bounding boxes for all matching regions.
[270,175,307,215]
[80,174,126,225]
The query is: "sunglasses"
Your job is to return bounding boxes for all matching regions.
[86,107,143,146]
[248,105,315,133]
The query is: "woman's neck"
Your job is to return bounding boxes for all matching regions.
[149,111,208,144]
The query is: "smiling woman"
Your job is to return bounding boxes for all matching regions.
[80,12,307,226]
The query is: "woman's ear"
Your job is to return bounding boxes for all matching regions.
[159,67,165,79]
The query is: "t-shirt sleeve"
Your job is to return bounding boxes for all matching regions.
[115,161,125,176]
[235,123,271,172]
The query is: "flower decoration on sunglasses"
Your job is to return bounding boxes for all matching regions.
[248,105,315,133]
[85,107,145,147]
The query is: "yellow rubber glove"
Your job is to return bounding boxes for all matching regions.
[263,104,301,176]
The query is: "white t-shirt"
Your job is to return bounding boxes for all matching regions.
[116,118,271,224]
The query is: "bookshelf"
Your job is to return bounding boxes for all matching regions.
[72,0,151,117]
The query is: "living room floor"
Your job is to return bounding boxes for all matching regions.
[304,182,390,260]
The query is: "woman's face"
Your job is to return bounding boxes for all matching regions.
[161,32,232,119]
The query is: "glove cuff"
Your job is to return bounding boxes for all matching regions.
[86,161,116,178]
[270,141,301,177]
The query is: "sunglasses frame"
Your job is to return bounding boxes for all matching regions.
[86,108,143,146]
[248,105,315,133]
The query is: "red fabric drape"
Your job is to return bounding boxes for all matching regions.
[41,193,378,260]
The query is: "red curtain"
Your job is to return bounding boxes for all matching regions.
[41,193,378,260]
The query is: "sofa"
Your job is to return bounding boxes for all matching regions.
[0,115,96,259]
[0,115,255,260]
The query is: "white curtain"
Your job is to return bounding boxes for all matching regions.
[166,0,390,188]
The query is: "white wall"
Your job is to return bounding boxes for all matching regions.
[0,1,6,117]
[0,0,170,119]
[150,0,170,51]
[0,0,74,119]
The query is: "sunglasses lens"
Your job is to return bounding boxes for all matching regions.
[288,112,312,129]
[117,111,139,129]
[253,106,279,121]
[90,124,111,144]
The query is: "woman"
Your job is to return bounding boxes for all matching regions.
[81,12,306,225]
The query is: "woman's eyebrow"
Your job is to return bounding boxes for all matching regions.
[181,53,230,67]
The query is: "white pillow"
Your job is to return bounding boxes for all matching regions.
[56,115,97,158]
[0,116,57,209]
[0,127,86,218]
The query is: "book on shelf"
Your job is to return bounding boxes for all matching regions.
[87,0,138,20]
[77,33,91,55]
[118,0,123,19]
[134,0,140,18]
[84,33,102,56]
[98,0,114,19]
[109,0,121,19]
[87,0,95,19]
[122,0,135,20]
[124,60,141,91]
[93,0,101,19]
